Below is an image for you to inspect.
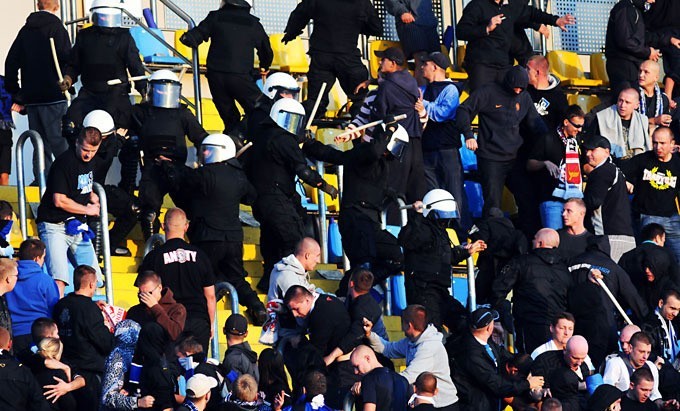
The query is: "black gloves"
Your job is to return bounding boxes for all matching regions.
[318,180,338,200]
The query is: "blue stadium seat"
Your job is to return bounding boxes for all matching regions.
[130,26,185,65]
[459,136,478,172]
[464,180,484,218]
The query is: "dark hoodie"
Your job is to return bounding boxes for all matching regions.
[4,11,71,105]
[372,69,422,137]
[222,341,259,386]
[456,66,547,161]
[619,242,680,309]
[605,0,670,63]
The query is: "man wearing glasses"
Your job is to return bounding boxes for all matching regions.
[527,105,586,229]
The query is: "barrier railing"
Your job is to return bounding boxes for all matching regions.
[93,183,113,304]
[15,130,47,240]
[467,255,477,312]
[214,281,240,360]
[316,161,328,264]
[143,233,167,257]
[343,391,355,411]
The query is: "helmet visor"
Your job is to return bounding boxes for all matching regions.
[431,209,460,219]
[149,82,181,109]
[387,139,408,160]
[92,9,122,27]
[201,145,221,165]
[272,87,300,101]
[276,110,305,135]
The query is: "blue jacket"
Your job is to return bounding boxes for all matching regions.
[5,260,60,336]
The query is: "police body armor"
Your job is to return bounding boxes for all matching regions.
[403,215,453,288]
[341,137,391,220]
[136,104,190,163]
[76,26,131,94]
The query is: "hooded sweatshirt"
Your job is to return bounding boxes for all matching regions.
[368,324,458,407]
[456,66,547,161]
[126,287,187,342]
[5,260,60,337]
[372,69,423,138]
[267,254,316,301]
[527,74,569,130]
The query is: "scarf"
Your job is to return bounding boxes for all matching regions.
[552,127,583,199]
[104,319,141,375]
[639,84,663,118]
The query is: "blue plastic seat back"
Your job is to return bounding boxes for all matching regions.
[464,180,484,218]
[130,26,185,64]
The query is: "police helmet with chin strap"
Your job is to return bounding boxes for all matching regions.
[422,189,460,219]
[90,0,124,28]
[200,133,236,165]
[270,98,306,136]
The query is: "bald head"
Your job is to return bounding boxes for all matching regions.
[163,208,188,239]
[620,324,642,355]
[350,345,381,376]
[533,228,560,249]
[639,60,660,89]
[564,335,589,371]
[294,237,321,271]
[527,55,550,88]
[38,0,59,11]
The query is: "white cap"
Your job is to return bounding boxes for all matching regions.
[186,374,218,398]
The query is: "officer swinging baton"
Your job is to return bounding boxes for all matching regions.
[334,113,407,141]
[49,37,70,102]
[107,75,151,86]
[305,82,327,130]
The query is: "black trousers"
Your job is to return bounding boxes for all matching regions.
[405,274,465,332]
[65,88,133,130]
[304,51,369,118]
[606,57,640,99]
[505,161,541,240]
[465,63,510,93]
[194,240,263,310]
[514,321,550,354]
[138,163,183,215]
[104,184,138,248]
[477,158,515,217]
[184,316,211,354]
[206,71,260,133]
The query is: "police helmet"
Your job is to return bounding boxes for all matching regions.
[90,0,124,28]
[200,134,236,165]
[83,110,115,136]
[270,98,306,136]
[422,189,460,219]
[263,72,300,100]
[147,69,181,109]
[385,124,409,160]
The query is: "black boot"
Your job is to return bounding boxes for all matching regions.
[140,211,157,241]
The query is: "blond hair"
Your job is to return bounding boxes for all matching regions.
[38,337,63,360]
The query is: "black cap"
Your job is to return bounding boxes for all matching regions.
[469,307,499,329]
[422,52,451,70]
[582,135,611,151]
[374,47,406,65]
[224,313,248,336]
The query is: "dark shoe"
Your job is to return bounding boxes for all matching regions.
[256,276,269,294]
[111,246,132,257]
[246,306,268,327]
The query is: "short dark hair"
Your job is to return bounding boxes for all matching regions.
[350,269,374,293]
[661,289,680,304]
[564,104,585,121]
[542,398,563,411]
[641,223,665,242]
[402,305,428,332]
[134,270,161,288]
[630,331,652,349]
[630,367,654,385]
[283,285,313,306]
[31,317,57,344]
[552,312,575,327]
[175,335,203,355]
[77,127,102,146]
[415,372,437,394]
[303,370,327,398]
[18,239,46,261]
[0,201,13,219]
[73,265,97,290]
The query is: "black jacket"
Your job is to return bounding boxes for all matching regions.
[450,332,529,411]
[583,158,634,236]
[531,350,590,411]
[0,351,50,411]
[343,293,384,354]
[526,78,570,131]
[605,0,669,63]
[456,66,548,161]
[619,242,680,309]
[492,247,572,326]
[457,0,558,68]
[372,69,422,138]
[4,11,71,105]
[641,310,679,362]
[181,5,273,73]
[52,293,114,374]
[307,294,352,357]
[284,0,382,55]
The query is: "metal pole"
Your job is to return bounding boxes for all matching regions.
[150,0,158,26]
[93,183,113,304]
[214,282,240,360]
[539,0,548,55]
[467,256,476,311]
[69,0,77,41]
[316,161,328,264]
[337,165,350,271]
[15,131,47,241]
[59,0,67,24]
[450,0,459,70]
[143,233,167,256]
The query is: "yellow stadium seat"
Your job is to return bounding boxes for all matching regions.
[501,186,518,215]
[316,128,352,151]
[368,40,405,79]
[567,93,601,113]
[174,30,209,66]
[305,173,340,211]
[446,68,468,81]
[269,33,309,74]
[459,90,478,125]
[547,50,603,88]
[590,53,609,86]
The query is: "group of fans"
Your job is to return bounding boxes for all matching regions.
[1,0,680,410]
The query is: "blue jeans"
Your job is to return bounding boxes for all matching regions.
[38,222,102,286]
[540,201,565,230]
[640,214,680,263]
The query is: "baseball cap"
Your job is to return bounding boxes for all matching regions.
[469,307,499,329]
[224,313,248,336]
[582,135,611,151]
[186,374,218,398]
[422,52,451,70]
[374,47,406,65]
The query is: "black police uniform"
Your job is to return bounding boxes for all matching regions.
[129,102,208,238]
[398,212,468,331]
[302,128,403,296]
[139,238,216,352]
[180,2,273,134]
[171,157,267,323]
[245,121,330,291]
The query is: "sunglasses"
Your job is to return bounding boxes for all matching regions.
[568,119,584,129]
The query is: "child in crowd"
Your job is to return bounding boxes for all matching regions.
[223,314,259,389]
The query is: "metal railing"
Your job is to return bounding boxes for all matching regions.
[214,281,240,360]
[15,130,46,240]
[343,391,355,411]
[316,161,328,264]
[379,197,408,316]
[143,233,167,256]
[93,183,113,305]
[467,256,477,312]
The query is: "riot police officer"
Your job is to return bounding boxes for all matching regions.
[129,69,208,239]
[247,98,337,291]
[170,134,267,324]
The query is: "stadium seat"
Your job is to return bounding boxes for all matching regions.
[589,53,609,86]
[460,141,477,172]
[368,40,404,79]
[547,50,602,88]
[174,30,210,66]
[130,26,186,65]
[269,33,310,74]
[459,90,478,125]
[464,181,484,218]
[567,93,601,113]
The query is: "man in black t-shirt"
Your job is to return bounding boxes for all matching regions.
[36,127,103,297]
[558,198,594,263]
[350,344,409,411]
[621,127,680,263]
[138,207,216,353]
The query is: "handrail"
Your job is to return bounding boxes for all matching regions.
[93,183,113,304]
[343,391,355,411]
[143,233,167,256]
[214,281,240,360]
[15,130,47,240]
[158,0,203,124]
[316,161,328,264]
[337,165,350,271]
[467,256,476,312]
